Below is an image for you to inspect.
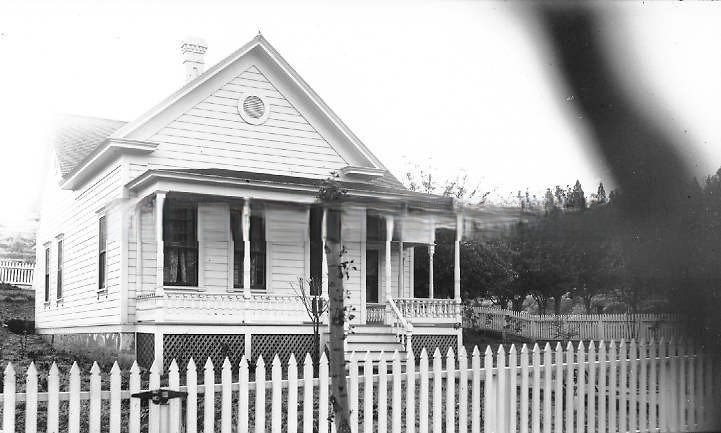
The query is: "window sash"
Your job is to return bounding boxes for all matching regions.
[98,217,107,291]
[57,240,63,299]
[44,247,50,302]
[231,210,266,290]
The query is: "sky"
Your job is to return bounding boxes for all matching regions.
[1,1,721,228]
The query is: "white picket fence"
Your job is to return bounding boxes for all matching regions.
[466,306,682,341]
[1,340,719,433]
[0,260,34,287]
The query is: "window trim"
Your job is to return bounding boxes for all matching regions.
[43,243,50,305]
[56,234,64,302]
[98,214,108,295]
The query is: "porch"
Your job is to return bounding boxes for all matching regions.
[130,182,466,330]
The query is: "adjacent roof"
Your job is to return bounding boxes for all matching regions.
[54,115,127,177]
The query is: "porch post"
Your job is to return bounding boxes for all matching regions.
[385,215,394,301]
[398,242,404,298]
[321,208,328,297]
[428,217,435,299]
[454,212,463,302]
[242,198,251,298]
[428,245,435,299]
[155,191,166,296]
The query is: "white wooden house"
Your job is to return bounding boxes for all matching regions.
[34,35,492,369]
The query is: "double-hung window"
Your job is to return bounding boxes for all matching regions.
[230,210,266,291]
[98,216,107,292]
[163,200,198,286]
[44,246,50,302]
[57,238,63,299]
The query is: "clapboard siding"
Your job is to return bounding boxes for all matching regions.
[147,65,347,178]
[198,203,230,292]
[35,162,125,329]
[139,208,156,296]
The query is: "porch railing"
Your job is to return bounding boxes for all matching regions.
[365,303,385,324]
[385,298,413,349]
[394,297,462,322]
[135,291,308,324]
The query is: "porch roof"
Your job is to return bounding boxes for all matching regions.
[127,168,458,210]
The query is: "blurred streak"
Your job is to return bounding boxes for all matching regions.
[526,4,721,350]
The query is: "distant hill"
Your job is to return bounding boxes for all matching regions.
[0,215,38,262]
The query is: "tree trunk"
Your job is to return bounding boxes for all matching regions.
[553,296,562,315]
[511,296,525,312]
[325,211,351,433]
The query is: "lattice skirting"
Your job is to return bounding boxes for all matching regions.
[163,334,245,373]
[411,334,458,361]
[251,334,314,369]
[135,333,155,369]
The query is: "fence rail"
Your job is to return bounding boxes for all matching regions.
[1,339,719,433]
[465,306,683,341]
[0,260,34,287]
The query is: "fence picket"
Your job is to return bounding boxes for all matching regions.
[3,363,15,433]
[630,340,638,432]
[598,342,607,433]
[639,340,648,433]
[659,339,668,433]
[416,347,428,433]
[553,344,562,433]
[222,358,233,433]
[47,362,59,433]
[364,353,374,433]
[319,352,329,433]
[288,354,298,433]
[510,345,519,433]
[434,348,443,433]
[89,362,101,433]
[649,341,657,432]
[542,343,551,433]
[588,341,596,433]
[669,339,679,432]
[166,361,180,433]
[25,362,37,433]
[696,348,704,430]
[129,361,141,433]
[349,353,359,433]
[394,350,403,433]
[565,342,574,433]
[522,344,530,433]
[255,356,266,433]
[303,354,313,433]
[271,355,282,433]
[204,358,215,433]
[485,346,495,433]
[442,348,454,433]
[407,348,417,433]
[186,359,198,433]
[532,343,541,433]
[497,345,507,433]
[576,342,585,433]
[68,362,80,433]
[619,340,628,433]
[471,347,480,433]
[110,362,122,433]
[378,352,388,433]
[687,343,696,432]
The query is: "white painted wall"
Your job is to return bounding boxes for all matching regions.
[34,160,125,330]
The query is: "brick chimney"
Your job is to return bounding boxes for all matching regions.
[181,38,208,81]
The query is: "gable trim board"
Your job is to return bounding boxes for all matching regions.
[106,35,390,176]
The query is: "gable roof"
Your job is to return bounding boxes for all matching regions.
[55,35,403,189]
[54,115,127,177]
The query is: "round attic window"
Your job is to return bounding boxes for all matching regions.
[238,93,270,125]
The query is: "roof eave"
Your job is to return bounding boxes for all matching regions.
[60,139,158,190]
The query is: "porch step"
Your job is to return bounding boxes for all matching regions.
[345,324,406,362]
